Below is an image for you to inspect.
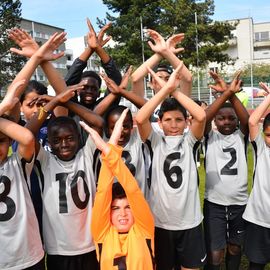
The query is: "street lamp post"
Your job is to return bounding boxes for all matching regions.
[195,11,200,100]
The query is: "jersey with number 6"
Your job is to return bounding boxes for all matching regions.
[146,130,202,230]
[243,134,270,228]
[36,137,97,255]
[0,153,44,270]
[204,129,248,206]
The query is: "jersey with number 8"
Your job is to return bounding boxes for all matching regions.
[146,130,202,230]
[0,153,44,270]
[204,129,248,206]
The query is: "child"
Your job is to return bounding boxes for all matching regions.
[26,85,103,270]
[80,109,155,270]
[203,71,249,270]
[96,70,149,196]
[243,82,270,270]
[0,80,44,270]
[136,63,206,270]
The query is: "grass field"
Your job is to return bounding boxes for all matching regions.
[198,145,270,269]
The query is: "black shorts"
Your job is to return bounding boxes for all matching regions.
[47,250,99,270]
[203,200,246,252]
[244,221,270,264]
[155,224,206,270]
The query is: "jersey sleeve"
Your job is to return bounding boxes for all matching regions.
[91,154,114,243]
[103,144,155,238]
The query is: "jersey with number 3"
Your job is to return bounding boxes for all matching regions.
[204,129,248,206]
[146,130,202,230]
[36,137,97,255]
[0,153,44,270]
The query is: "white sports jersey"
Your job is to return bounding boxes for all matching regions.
[122,129,148,196]
[0,153,44,270]
[146,130,202,230]
[36,137,97,255]
[243,134,270,228]
[204,129,248,206]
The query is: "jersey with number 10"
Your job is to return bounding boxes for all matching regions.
[36,137,97,255]
[204,129,248,206]
[0,153,44,270]
[146,130,202,230]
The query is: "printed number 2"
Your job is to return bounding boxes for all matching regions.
[0,176,16,221]
[56,170,90,213]
[221,147,238,175]
[163,152,182,189]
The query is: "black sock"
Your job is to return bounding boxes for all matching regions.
[249,262,265,270]
[225,252,241,270]
[204,264,221,270]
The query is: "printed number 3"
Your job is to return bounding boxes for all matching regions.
[163,152,182,189]
[0,176,16,221]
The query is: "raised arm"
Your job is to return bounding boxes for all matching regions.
[204,71,242,134]
[249,82,270,141]
[25,85,81,154]
[81,109,154,237]
[136,63,184,141]
[147,29,192,96]
[95,67,146,115]
[0,80,34,161]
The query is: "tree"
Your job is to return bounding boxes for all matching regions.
[242,63,270,85]
[97,0,235,69]
[0,0,24,89]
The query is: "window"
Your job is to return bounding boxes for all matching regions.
[255,31,270,42]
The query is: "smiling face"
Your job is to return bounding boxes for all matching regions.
[159,110,187,136]
[214,107,238,135]
[79,77,100,106]
[48,123,79,161]
[110,197,134,233]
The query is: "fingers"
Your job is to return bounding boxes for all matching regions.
[99,22,112,36]
[120,65,133,88]
[259,82,270,94]
[109,108,129,145]
[10,47,23,55]
[173,47,184,54]
[87,17,96,34]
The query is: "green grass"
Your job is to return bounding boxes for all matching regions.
[198,145,270,269]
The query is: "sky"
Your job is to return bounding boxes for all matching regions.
[20,0,270,38]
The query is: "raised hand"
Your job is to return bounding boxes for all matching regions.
[209,71,228,93]
[100,72,121,95]
[166,62,184,91]
[57,83,84,104]
[166,33,185,54]
[119,65,133,90]
[147,29,167,54]
[146,66,166,89]
[227,71,242,93]
[259,82,270,96]
[108,108,129,145]
[80,121,108,153]
[9,28,39,58]
[86,18,99,50]
[0,80,26,115]
[34,32,67,62]
[97,22,112,47]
